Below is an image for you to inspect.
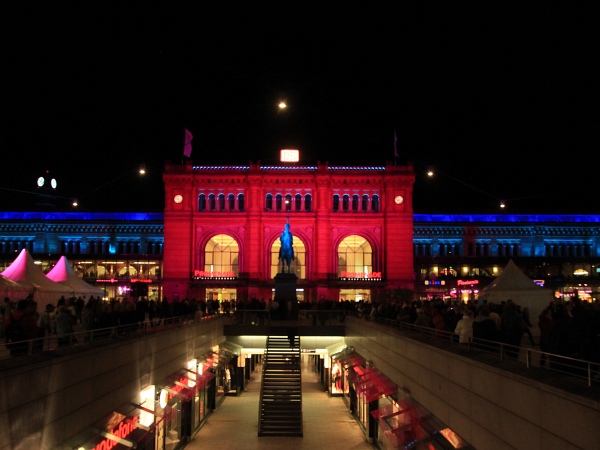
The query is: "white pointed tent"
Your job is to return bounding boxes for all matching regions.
[0,274,31,300]
[479,259,554,336]
[1,249,73,305]
[46,256,104,299]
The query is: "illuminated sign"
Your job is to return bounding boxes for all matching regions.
[457,279,479,286]
[424,280,446,286]
[280,149,299,162]
[194,270,236,279]
[340,271,382,280]
[91,415,138,450]
[160,375,191,408]
[130,278,152,283]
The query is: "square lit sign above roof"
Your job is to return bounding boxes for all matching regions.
[280,149,299,162]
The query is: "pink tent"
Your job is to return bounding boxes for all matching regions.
[1,249,72,305]
[46,256,104,299]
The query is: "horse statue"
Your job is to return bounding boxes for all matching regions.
[279,222,295,273]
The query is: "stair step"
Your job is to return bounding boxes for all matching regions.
[260,334,303,439]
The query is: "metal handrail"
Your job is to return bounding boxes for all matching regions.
[373,315,600,391]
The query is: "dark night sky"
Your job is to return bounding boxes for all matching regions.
[3,3,598,214]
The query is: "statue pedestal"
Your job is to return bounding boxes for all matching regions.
[274,273,298,320]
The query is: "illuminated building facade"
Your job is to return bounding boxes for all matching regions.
[0,212,165,301]
[0,168,598,304]
[161,161,416,303]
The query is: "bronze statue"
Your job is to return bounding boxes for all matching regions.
[279,220,295,273]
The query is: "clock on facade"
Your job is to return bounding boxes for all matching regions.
[174,194,183,204]
[394,195,404,205]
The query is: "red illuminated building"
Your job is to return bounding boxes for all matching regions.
[162,160,415,303]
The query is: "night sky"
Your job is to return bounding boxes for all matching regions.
[3,4,598,214]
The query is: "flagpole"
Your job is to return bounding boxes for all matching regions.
[182,128,186,165]
[393,130,397,166]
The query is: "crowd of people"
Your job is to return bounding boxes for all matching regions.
[3,294,600,375]
[1,295,223,356]
[356,296,600,374]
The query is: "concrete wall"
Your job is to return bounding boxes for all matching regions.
[344,317,600,450]
[0,319,223,450]
[3,316,599,450]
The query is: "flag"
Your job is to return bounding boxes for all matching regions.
[183,129,193,158]
[394,130,399,158]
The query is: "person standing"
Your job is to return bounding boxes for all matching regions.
[55,305,76,347]
[521,307,536,346]
[37,303,55,351]
[454,309,474,345]
[414,307,432,329]
[501,301,525,359]
[224,366,231,392]
[81,301,97,342]
[472,305,500,351]
[538,307,554,367]
[5,299,39,356]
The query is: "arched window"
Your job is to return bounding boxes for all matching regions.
[333,195,340,212]
[198,194,206,212]
[371,195,379,212]
[271,232,306,279]
[342,194,350,212]
[304,194,312,212]
[265,194,273,211]
[208,194,216,211]
[352,195,359,212]
[218,194,226,211]
[285,194,292,212]
[295,194,302,211]
[276,194,283,211]
[238,194,245,211]
[362,195,369,212]
[228,194,235,211]
[204,234,239,277]
[337,235,373,277]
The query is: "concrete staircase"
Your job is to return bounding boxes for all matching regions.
[258,334,303,437]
